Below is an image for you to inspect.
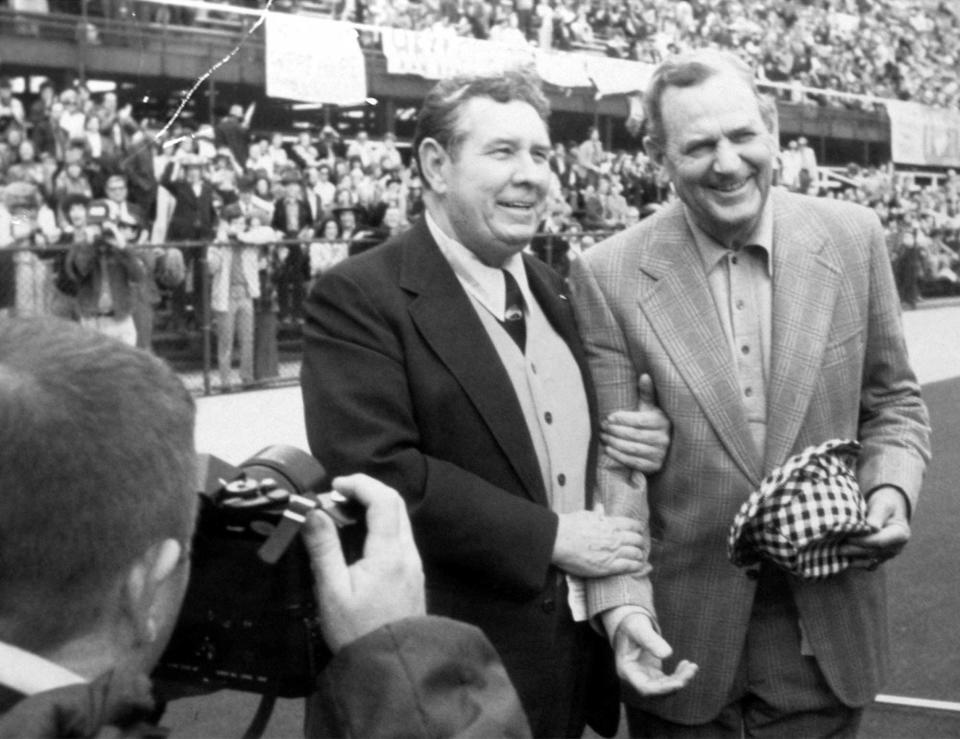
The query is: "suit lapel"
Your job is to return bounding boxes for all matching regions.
[764,192,842,469]
[637,206,762,485]
[399,222,548,505]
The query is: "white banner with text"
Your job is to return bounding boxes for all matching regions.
[265,15,367,105]
[886,100,960,168]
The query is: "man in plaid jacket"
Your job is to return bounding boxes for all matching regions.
[569,49,931,736]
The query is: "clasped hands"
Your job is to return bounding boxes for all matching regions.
[552,373,668,577]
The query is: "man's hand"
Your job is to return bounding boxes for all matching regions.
[552,509,645,577]
[601,374,670,474]
[302,474,426,653]
[838,485,911,570]
[610,611,698,697]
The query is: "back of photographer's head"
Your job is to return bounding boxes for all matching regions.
[0,318,197,677]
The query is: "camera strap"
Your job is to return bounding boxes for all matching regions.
[258,493,317,565]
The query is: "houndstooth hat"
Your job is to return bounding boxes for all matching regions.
[728,439,875,580]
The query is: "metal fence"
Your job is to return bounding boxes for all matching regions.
[0,230,601,395]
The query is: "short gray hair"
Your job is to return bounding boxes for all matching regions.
[643,49,777,152]
[413,67,550,190]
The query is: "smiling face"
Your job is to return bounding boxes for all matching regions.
[425,97,551,266]
[652,71,775,248]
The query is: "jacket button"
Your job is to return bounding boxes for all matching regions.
[542,597,555,613]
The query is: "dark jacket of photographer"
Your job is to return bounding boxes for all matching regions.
[0,617,531,738]
[65,233,145,319]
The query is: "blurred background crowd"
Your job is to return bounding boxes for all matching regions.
[41,0,959,110]
[1,0,958,391]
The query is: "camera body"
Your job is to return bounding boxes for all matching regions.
[153,445,362,699]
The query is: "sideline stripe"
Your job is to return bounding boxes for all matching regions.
[876,695,960,713]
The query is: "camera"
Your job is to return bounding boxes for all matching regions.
[153,445,363,699]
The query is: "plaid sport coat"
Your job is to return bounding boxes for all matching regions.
[569,188,931,723]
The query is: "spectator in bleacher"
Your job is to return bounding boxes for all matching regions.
[292,129,321,169]
[271,168,313,323]
[379,131,403,174]
[892,224,923,309]
[161,152,218,331]
[302,165,325,224]
[796,135,818,192]
[1,180,59,318]
[49,192,91,320]
[56,89,86,142]
[312,161,337,214]
[489,11,528,46]
[266,131,290,175]
[599,174,630,229]
[334,202,360,243]
[81,113,118,197]
[779,139,802,190]
[579,180,604,231]
[12,139,46,195]
[27,81,57,157]
[52,143,93,218]
[0,77,25,131]
[207,202,262,391]
[346,129,379,172]
[317,124,345,169]
[101,173,140,227]
[121,121,158,232]
[64,201,144,345]
[245,136,274,174]
[215,102,253,169]
[95,91,123,151]
[209,148,242,205]
[309,215,349,280]
[162,152,218,243]
[575,125,604,188]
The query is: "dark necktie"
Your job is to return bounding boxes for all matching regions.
[499,269,526,353]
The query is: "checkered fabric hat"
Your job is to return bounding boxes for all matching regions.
[728,439,875,580]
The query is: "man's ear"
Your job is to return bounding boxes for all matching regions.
[418,138,449,194]
[122,539,183,647]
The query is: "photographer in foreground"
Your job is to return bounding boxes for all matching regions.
[0,318,530,738]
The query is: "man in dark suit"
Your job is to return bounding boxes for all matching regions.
[161,153,218,331]
[271,169,314,322]
[570,49,931,736]
[301,70,682,737]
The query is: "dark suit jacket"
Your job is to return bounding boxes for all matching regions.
[271,198,314,237]
[161,167,217,242]
[301,219,618,736]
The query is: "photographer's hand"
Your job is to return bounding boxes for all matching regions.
[303,474,426,653]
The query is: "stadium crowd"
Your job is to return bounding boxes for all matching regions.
[0,63,958,387]
[34,0,960,110]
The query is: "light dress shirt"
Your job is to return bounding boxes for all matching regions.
[686,199,816,654]
[686,199,773,456]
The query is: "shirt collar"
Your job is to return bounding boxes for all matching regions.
[425,210,529,321]
[0,641,86,696]
[685,196,774,277]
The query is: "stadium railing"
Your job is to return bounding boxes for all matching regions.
[0,231,612,395]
